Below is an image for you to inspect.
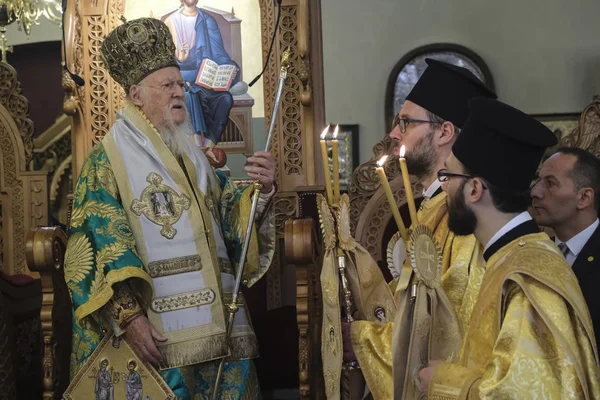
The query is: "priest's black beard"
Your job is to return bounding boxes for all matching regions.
[447,179,478,236]
[404,129,436,180]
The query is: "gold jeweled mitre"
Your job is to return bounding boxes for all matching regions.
[100,17,178,91]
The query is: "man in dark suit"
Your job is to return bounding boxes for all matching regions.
[531,147,600,349]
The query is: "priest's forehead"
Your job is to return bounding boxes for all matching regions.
[398,100,429,119]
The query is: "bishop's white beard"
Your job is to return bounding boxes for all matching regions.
[138,87,195,158]
[159,113,195,158]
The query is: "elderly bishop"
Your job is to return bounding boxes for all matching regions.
[65,18,276,399]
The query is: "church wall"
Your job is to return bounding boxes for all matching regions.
[322,0,600,163]
[7,41,64,137]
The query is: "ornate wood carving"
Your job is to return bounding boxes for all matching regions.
[280,6,303,178]
[260,0,318,195]
[348,135,395,233]
[33,114,73,225]
[257,0,322,311]
[284,218,315,400]
[266,192,301,309]
[64,0,122,186]
[24,175,48,229]
[63,0,90,185]
[0,61,48,275]
[561,95,600,155]
[0,66,34,165]
[25,227,69,399]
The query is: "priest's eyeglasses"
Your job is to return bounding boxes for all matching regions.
[438,169,489,189]
[392,115,436,134]
[437,169,476,182]
[140,80,190,93]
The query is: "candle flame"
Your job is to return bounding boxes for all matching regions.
[399,145,406,158]
[320,125,330,140]
[333,125,339,139]
[377,155,389,167]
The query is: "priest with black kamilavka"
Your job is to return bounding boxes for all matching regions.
[420,97,600,399]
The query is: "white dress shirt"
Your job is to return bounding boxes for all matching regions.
[555,218,599,267]
[484,211,533,254]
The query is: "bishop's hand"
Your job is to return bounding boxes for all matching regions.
[124,315,168,365]
[245,151,276,193]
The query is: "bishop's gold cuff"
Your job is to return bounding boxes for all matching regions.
[105,282,144,329]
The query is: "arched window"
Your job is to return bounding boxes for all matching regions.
[385,43,494,130]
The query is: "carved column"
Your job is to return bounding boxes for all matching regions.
[260,0,324,308]
[285,218,315,399]
[64,0,125,186]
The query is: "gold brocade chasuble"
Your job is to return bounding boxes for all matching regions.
[351,192,486,400]
[430,233,600,399]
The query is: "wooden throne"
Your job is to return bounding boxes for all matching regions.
[0,60,71,399]
[285,95,600,399]
[0,61,48,276]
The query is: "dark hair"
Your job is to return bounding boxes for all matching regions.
[557,147,600,211]
[425,110,461,135]
[463,166,530,213]
[486,183,531,213]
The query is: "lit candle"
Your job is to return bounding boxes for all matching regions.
[376,155,409,242]
[332,125,340,203]
[319,125,334,204]
[399,145,419,226]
